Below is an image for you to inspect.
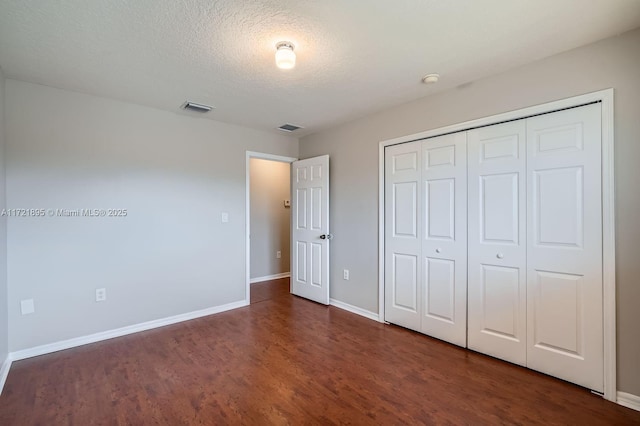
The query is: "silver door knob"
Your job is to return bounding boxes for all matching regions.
[496,253,504,259]
[435,248,441,253]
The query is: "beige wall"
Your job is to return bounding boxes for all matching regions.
[300,28,640,395]
[0,67,7,363]
[250,158,291,279]
[5,80,298,351]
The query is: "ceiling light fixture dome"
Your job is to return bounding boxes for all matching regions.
[275,41,296,69]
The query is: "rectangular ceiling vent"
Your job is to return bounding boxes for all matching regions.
[278,123,302,132]
[182,101,213,113]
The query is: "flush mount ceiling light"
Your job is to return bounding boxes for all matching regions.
[422,73,440,84]
[275,41,296,70]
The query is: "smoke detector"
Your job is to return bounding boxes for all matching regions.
[182,101,214,113]
[421,74,440,84]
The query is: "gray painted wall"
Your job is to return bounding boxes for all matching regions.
[0,68,8,363]
[250,158,291,279]
[300,28,640,395]
[5,79,298,351]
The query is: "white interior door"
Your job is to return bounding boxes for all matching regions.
[467,120,527,366]
[420,133,468,347]
[291,155,330,305]
[384,142,422,330]
[526,104,603,391]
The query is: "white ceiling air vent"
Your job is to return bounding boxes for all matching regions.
[278,123,302,132]
[182,101,213,113]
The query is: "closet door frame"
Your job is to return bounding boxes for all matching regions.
[378,89,615,402]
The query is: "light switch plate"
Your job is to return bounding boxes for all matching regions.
[21,299,35,315]
[221,212,229,223]
[284,200,291,207]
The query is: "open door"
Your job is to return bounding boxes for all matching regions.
[291,155,330,304]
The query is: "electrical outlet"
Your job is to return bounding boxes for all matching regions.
[221,212,229,223]
[95,288,107,302]
[276,251,282,259]
[343,269,350,280]
[20,299,35,315]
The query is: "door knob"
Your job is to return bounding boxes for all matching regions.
[496,253,504,259]
[320,234,334,240]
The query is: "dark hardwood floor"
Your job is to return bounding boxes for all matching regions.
[0,278,638,425]
[249,277,290,304]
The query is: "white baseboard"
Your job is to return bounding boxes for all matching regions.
[329,298,380,322]
[9,299,248,362]
[250,272,290,284]
[617,391,640,411]
[0,355,12,395]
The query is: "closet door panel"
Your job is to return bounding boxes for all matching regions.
[468,121,527,366]
[420,133,467,347]
[526,104,603,392]
[384,142,422,330]
[480,264,521,340]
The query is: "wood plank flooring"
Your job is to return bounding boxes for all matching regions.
[0,278,638,425]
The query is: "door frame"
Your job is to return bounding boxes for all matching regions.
[377,89,616,401]
[245,151,298,305]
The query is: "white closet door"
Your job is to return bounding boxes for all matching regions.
[468,121,527,366]
[526,104,603,392]
[420,133,467,347]
[385,142,422,330]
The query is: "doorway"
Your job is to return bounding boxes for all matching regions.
[245,152,297,304]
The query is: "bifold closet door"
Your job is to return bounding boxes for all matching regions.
[467,121,527,366]
[420,133,467,347]
[386,102,604,392]
[385,134,467,346]
[385,141,422,331]
[526,104,603,392]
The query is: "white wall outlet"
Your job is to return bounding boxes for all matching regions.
[95,288,107,302]
[276,250,282,259]
[343,269,350,280]
[221,212,229,223]
[20,299,35,315]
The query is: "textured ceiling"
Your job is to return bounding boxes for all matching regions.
[0,1,639,136]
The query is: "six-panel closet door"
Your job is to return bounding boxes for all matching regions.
[467,121,527,366]
[385,103,604,392]
[385,141,422,331]
[525,104,603,392]
[385,133,468,346]
[420,133,467,346]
